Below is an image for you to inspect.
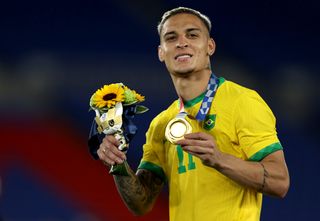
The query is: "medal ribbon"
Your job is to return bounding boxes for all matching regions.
[177,95,188,118]
[178,73,219,121]
[195,73,219,121]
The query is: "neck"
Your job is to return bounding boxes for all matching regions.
[170,70,211,101]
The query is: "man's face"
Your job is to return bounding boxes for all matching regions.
[158,13,215,76]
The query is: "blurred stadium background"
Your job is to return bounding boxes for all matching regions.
[0,0,319,220]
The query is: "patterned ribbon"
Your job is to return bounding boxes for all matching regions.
[195,73,219,121]
[178,73,219,121]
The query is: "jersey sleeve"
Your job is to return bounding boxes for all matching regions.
[138,115,167,181]
[233,90,283,161]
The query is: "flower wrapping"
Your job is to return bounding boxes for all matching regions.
[88,83,148,175]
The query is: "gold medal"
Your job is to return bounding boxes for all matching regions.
[165,117,192,144]
[164,75,219,144]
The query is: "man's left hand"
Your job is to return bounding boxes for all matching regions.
[176,132,223,168]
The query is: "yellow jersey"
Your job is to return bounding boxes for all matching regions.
[138,77,282,221]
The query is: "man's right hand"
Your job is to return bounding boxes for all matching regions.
[97,135,127,166]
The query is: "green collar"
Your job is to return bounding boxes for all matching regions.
[184,77,225,108]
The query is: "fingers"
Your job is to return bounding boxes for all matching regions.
[177,138,208,148]
[176,132,216,155]
[177,132,215,148]
[184,132,213,140]
[97,135,127,166]
[180,144,214,155]
[176,132,221,168]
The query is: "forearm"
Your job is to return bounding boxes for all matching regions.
[216,151,289,197]
[113,162,163,215]
[113,162,150,215]
[97,135,163,215]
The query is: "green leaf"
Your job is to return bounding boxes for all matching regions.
[123,100,137,106]
[135,105,149,114]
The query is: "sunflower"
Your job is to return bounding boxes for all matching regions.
[90,83,125,109]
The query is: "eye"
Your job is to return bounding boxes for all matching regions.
[188,32,198,38]
[165,35,176,42]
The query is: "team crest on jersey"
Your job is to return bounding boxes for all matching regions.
[203,114,216,130]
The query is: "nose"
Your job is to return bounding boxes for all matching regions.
[176,36,188,49]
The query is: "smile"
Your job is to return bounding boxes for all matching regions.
[175,54,193,61]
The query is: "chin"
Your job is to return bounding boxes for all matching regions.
[172,68,195,76]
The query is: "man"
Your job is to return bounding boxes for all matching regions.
[97,7,290,221]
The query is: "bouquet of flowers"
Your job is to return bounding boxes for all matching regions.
[88,83,148,175]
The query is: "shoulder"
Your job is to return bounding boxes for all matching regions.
[221,79,277,127]
[215,78,259,111]
[218,78,256,98]
[218,78,267,105]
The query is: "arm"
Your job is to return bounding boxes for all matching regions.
[177,132,290,198]
[97,135,164,216]
[114,167,164,215]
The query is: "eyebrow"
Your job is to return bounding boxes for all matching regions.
[186,28,202,33]
[163,28,202,38]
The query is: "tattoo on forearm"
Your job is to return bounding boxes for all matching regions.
[138,170,163,205]
[114,169,163,212]
[259,162,269,192]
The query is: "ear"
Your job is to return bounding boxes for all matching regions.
[207,38,216,56]
[158,45,164,62]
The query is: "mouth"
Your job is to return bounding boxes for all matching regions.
[174,53,193,60]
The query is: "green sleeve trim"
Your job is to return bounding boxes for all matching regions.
[248,142,283,161]
[184,76,226,108]
[138,161,167,182]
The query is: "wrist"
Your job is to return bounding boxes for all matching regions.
[110,160,131,176]
[214,152,233,172]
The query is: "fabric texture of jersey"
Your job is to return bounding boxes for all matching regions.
[138,77,283,221]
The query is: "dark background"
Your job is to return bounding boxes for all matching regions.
[0,0,319,220]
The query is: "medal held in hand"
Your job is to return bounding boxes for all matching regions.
[165,100,192,144]
[88,83,148,175]
[165,74,219,144]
